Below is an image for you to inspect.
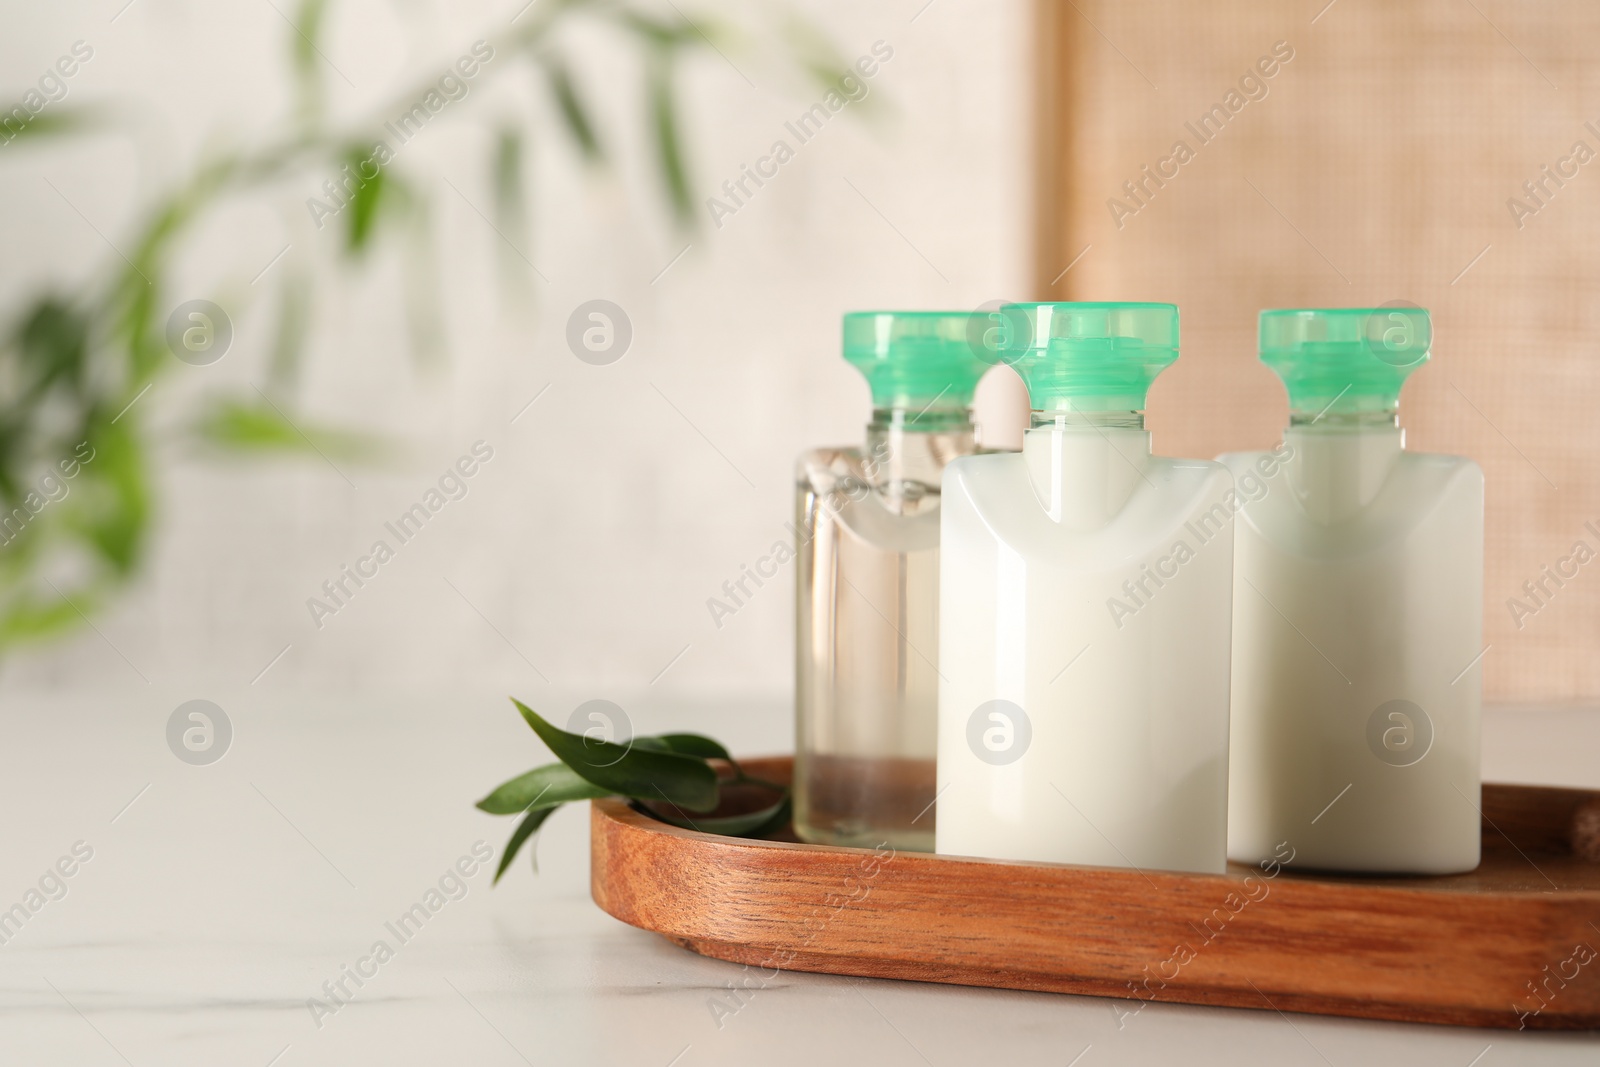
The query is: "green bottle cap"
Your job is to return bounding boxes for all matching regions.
[1259,307,1431,415]
[998,302,1179,412]
[841,311,991,411]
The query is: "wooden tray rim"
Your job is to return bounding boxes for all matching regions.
[593,779,1599,901]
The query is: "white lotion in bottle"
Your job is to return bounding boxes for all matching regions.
[1223,307,1483,874]
[936,302,1234,874]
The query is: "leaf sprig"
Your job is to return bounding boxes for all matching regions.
[477,699,789,883]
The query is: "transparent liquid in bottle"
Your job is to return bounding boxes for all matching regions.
[794,416,973,851]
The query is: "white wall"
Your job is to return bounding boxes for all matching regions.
[0,0,1031,716]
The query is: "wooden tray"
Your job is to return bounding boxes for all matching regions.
[591,757,1600,1030]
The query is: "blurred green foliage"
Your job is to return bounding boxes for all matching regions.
[0,0,855,652]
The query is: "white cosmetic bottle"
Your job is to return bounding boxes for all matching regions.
[1223,307,1483,874]
[935,303,1234,874]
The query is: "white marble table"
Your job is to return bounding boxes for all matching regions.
[2,689,1597,1065]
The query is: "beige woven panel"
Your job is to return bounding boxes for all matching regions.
[1033,0,1600,702]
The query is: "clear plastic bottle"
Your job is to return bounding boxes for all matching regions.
[794,312,990,851]
[935,303,1234,874]
[1222,307,1483,874]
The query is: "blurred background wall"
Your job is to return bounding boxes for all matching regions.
[3,0,1591,714]
[0,0,1032,712]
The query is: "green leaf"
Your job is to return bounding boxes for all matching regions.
[64,421,147,576]
[114,264,165,381]
[644,792,790,837]
[0,106,102,148]
[512,699,719,812]
[287,0,331,128]
[14,298,90,399]
[628,734,732,761]
[292,0,328,78]
[494,804,558,883]
[342,145,386,253]
[617,11,697,47]
[489,127,536,291]
[646,53,694,225]
[647,733,734,763]
[476,761,611,815]
[0,584,97,645]
[543,59,603,163]
[190,397,388,462]
[492,128,526,228]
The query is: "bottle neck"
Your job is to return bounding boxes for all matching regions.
[864,406,975,505]
[1023,410,1151,529]
[1283,407,1404,523]
[1031,409,1146,431]
[1288,408,1399,431]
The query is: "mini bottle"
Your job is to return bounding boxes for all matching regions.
[935,302,1234,874]
[794,311,991,851]
[1223,307,1483,874]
